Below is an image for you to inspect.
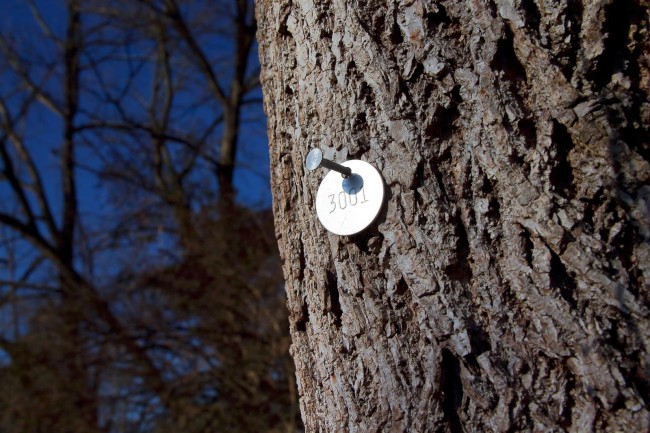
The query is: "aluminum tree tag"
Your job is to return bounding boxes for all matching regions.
[315,160,384,235]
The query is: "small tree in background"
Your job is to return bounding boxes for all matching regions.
[0,1,300,431]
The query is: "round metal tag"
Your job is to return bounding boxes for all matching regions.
[315,160,384,235]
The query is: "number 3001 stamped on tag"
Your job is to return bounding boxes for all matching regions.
[315,160,384,236]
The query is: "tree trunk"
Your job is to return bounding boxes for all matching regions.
[256,0,650,431]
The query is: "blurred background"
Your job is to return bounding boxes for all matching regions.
[0,0,301,431]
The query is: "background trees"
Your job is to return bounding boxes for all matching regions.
[0,1,299,432]
[257,0,649,431]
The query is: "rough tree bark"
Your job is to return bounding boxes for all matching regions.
[256,0,649,431]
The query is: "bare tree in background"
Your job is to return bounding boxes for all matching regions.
[257,0,649,431]
[0,1,299,432]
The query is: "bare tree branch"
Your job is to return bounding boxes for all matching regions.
[0,41,64,117]
[27,0,64,50]
[162,0,228,105]
[60,0,82,264]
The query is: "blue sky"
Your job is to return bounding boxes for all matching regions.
[0,0,272,354]
[1,0,271,218]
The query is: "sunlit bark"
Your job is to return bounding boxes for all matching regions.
[257,0,650,431]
